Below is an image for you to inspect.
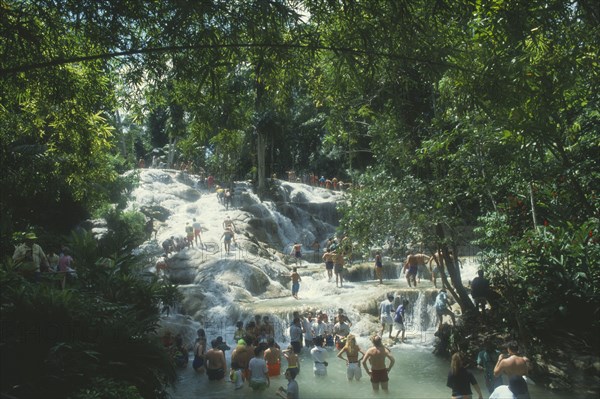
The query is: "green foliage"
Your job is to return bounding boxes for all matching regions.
[476,213,600,347]
[70,378,143,399]
[0,228,180,398]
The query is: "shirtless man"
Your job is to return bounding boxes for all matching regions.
[291,267,301,299]
[322,250,335,281]
[291,242,302,266]
[413,252,431,284]
[205,339,227,381]
[403,252,419,287]
[494,341,531,399]
[222,215,236,231]
[264,338,282,377]
[362,335,395,392]
[221,228,235,255]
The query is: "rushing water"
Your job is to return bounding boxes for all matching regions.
[127,170,582,399]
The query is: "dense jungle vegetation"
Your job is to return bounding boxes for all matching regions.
[1,0,599,397]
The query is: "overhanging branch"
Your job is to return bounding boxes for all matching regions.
[1,42,464,75]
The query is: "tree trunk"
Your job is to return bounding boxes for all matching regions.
[528,181,538,229]
[436,223,475,315]
[255,62,267,198]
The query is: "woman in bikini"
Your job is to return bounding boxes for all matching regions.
[337,334,365,381]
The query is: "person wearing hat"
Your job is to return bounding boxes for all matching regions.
[215,336,231,353]
[12,232,49,276]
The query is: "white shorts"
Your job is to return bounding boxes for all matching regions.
[381,315,393,326]
[394,321,405,331]
[347,362,362,380]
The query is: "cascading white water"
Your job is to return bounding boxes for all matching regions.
[126,169,573,399]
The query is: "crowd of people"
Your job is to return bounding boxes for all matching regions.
[188,306,527,399]
[12,232,77,289]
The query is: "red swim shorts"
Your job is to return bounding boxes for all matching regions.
[370,368,389,383]
[267,362,281,377]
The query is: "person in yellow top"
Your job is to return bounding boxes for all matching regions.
[12,233,49,276]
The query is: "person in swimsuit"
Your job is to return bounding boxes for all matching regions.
[337,334,365,381]
[362,335,395,392]
[205,339,227,381]
[291,242,302,266]
[374,252,383,284]
[291,267,301,299]
[283,345,300,374]
[264,338,281,377]
[494,341,531,399]
[403,252,419,287]
[429,250,445,288]
[322,250,335,281]
[334,251,345,287]
[192,329,207,373]
[221,227,235,255]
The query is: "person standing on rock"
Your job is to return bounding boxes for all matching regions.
[291,242,302,266]
[192,218,203,249]
[413,252,431,284]
[435,289,456,332]
[322,250,335,281]
[334,251,345,288]
[374,251,384,284]
[429,250,445,288]
[379,294,395,339]
[394,299,409,342]
[221,227,235,255]
[291,267,302,299]
[185,222,194,248]
[223,215,236,232]
[403,251,419,287]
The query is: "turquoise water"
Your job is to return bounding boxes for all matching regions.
[167,344,576,399]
